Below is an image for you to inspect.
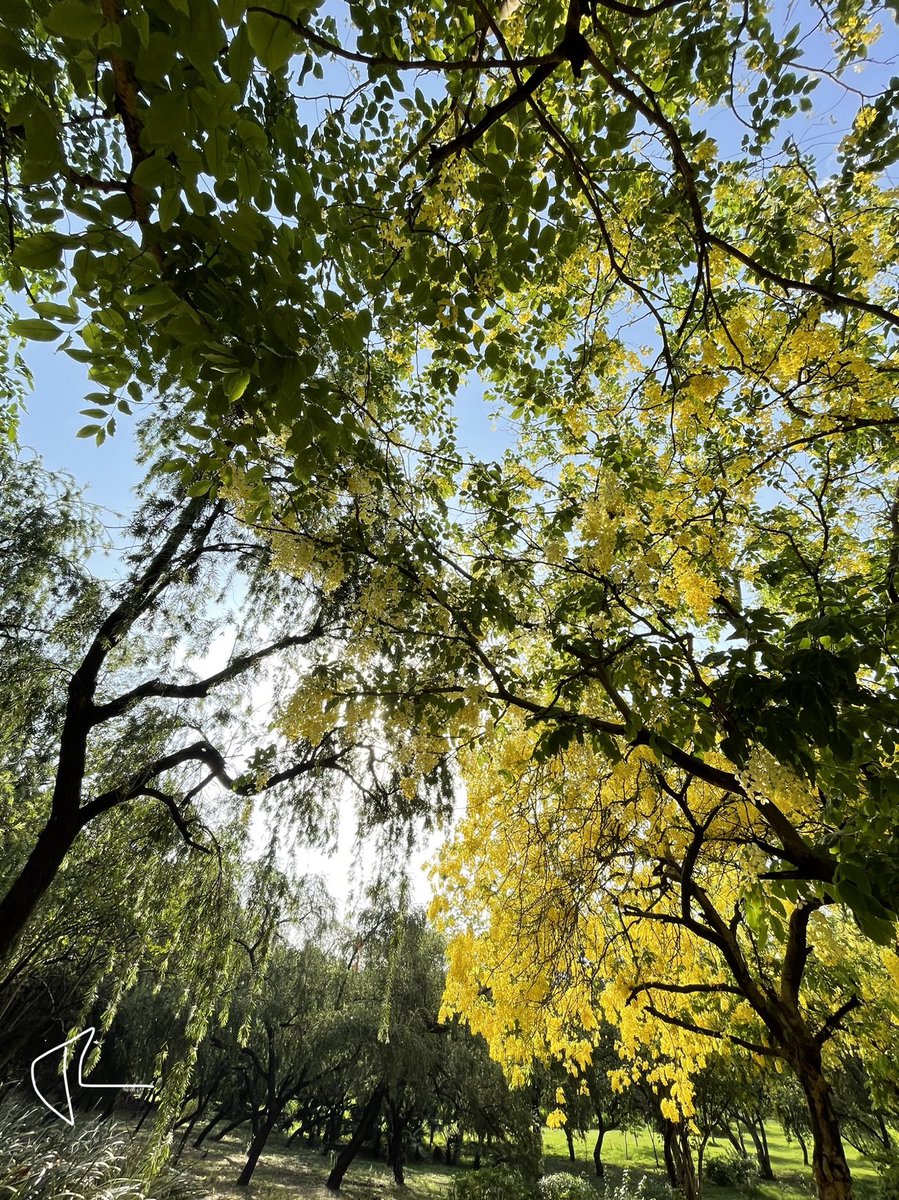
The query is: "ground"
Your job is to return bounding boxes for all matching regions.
[172,1123,882,1200]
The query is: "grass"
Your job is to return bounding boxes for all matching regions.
[171,1121,882,1200]
[542,1123,880,1200]
[178,1128,457,1200]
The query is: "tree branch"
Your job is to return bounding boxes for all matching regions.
[91,618,325,725]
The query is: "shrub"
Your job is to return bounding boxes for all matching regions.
[0,1090,203,1200]
[595,1167,676,1200]
[631,1175,675,1200]
[451,1165,536,1200]
[703,1153,754,1188]
[539,1171,597,1200]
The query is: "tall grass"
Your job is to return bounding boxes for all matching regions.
[0,1090,203,1200]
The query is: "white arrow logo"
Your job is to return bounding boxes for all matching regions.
[30,1027,153,1126]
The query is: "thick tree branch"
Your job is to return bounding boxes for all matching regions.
[245,6,550,72]
[815,995,862,1045]
[780,899,822,1005]
[642,1004,777,1056]
[91,618,325,724]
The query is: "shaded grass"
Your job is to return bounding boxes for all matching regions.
[174,1121,880,1200]
[178,1128,457,1200]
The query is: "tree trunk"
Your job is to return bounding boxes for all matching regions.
[565,1126,576,1162]
[0,818,80,963]
[193,1109,228,1149]
[722,1122,744,1156]
[95,1087,119,1120]
[697,1131,714,1199]
[797,1130,810,1168]
[391,1113,406,1187]
[328,1083,386,1192]
[757,1116,773,1180]
[876,1114,893,1152]
[237,1113,278,1187]
[134,1095,154,1134]
[792,1049,854,1200]
[663,1121,699,1200]
[593,1121,606,1178]
[176,1110,202,1159]
[386,1096,407,1187]
[212,1116,247,1143]
[743,1114,774,1180]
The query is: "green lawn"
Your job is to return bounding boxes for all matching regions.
[542,1124,880,1200]
[173,1120,882,1200]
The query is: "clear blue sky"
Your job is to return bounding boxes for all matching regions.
[17,346,142,522]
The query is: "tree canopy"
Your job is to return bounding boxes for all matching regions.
[2,1,899,1199]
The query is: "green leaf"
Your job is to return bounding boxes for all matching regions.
[76,424,102,438]
[131,6,150,45]
[32,300,77,321]
[221,0,247,24]
[9,318,63,341]
[132,155,176,191]
[43,0,103,38]
[158,188,182,233]
[226,371,251,401]
[12,233,65,270]
[247,7,295,71]
[494,122,516,155]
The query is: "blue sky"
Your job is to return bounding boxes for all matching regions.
[17,347,142,522]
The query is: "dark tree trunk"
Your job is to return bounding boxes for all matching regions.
[176,1110,202,1159]
[193,1109,229,1149]
[697,1133,712,1197]
[134,1095,154,1134]
[877,1115,894,1151]
[593,1121,606,1178]
[0,818,80,963]
[791,1046,854,1200]
[757,1116,773,1180]
[743,1113,774,1180]
[386,1098,407,1186]
[212,1116,247,1143]
[663,1121,698,1200]
[722,1122,745,1156]
[797,1130,810,1168]
[328,1083,386,1192]
[392,1116,406,1187]
[97,1087,119,1120]
[650,1127,660,1167]
[237,1113,278,1187]
[564,1125,576,1162]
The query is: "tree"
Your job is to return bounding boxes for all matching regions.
[429,721,899,1200]
[227,921,342,1186]
[4,6,899,1199]
[0,446,406,966]
[324,905,450,1190]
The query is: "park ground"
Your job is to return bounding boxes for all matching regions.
[174,1123,881,1200]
